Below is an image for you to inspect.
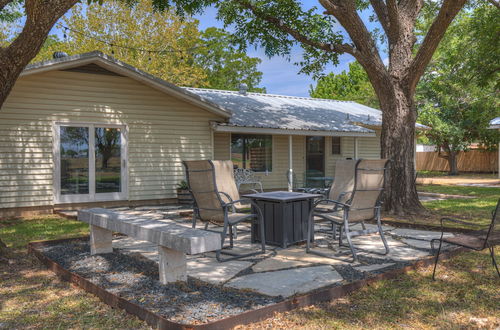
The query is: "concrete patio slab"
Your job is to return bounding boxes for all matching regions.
[78,206,460,300]
[391,228,454,241]
[252,257,313,272]
[401,238,433,249]
[187,257,252,284]
[276,247,351,265]
[225,266,343,297]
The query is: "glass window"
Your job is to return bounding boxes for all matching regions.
[231,134,272,172]
[60,126,89,195]
[95,127,122,193]
[332,136,341,155]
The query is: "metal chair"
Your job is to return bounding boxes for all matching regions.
[431,198,500,280]
[233,168,263,193]
[183,160,266,262]
[315,159,360,239]
[307,159,390,262]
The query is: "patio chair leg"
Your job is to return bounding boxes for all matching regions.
[432,238,443,280]
[216,221,229,262]
[376,209,389,255]
[338,225,343,246]
[488,245,500,277]
[361,222,366,230]
[332,223,337,240]
[192,212,197,228]
[343,215,358,263]
[229,225,234,248]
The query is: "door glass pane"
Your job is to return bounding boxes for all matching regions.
[306,136,325,188]
[60,126,89,195]
[95,127,121,193]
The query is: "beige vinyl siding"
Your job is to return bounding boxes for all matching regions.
[0,70,222,209]
[358,130,382,159]
[214,132,230,160]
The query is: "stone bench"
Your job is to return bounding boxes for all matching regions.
[77,208,221,284]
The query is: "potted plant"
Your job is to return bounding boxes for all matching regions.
[176,180,193,205]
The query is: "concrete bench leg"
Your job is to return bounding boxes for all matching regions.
[90,225,113,255]
[158,246,187,284]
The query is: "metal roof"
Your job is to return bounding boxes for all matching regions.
[184,88,382,134]
[489,117,500,129]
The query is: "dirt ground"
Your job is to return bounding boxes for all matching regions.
[416,174,500,186]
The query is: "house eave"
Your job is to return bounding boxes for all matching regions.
[212,124,377,137]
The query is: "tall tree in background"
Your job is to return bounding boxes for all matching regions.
[417,4,500,175]
[309,61,378,108]
[0,0,78,109]
[195,27,265,92]
[35,2,265,90]
[164,0,470,215]
[35,1,208,87]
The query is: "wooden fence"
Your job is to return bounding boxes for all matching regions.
[416,150,498,172]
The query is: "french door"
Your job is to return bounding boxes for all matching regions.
[54,123,127,203]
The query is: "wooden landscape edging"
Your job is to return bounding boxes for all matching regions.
[28,237,466,330]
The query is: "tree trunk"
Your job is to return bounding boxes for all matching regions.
[0,0,78,108]
[379,83,424,215]
[447,150,459,175]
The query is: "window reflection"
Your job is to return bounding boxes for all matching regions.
[95,127,121,193]
[60,127,89,195]
[231,134,272,172]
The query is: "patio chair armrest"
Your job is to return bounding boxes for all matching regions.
[313,199,350,209]
[218,191,233,203]
[223,199,264,219]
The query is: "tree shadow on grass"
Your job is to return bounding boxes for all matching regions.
[280,250,499,329]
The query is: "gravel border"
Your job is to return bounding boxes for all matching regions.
[40,241,282,324]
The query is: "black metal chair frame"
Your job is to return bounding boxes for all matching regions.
[431,198,500,280]
[306,159,390,262]
[183,160,266,262]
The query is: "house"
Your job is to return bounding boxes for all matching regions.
[489,117,500,178]
[0,51,417,217]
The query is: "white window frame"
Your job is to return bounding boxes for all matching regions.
[53,122,128,204]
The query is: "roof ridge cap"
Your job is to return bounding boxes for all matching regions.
[183,87,356,103]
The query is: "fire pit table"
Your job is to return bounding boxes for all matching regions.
[243,191,322,248]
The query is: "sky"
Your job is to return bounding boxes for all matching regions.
[47,1,383,97]
[191,4,361,97]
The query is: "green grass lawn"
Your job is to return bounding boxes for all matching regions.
[1,185,499,329]
[381,184,499,229]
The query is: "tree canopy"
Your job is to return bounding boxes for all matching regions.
[309,61,378,108]
[34,1,265,90]
[417,3,500,174]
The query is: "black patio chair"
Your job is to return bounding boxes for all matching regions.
[431,198,500,280]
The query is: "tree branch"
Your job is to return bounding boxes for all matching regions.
[235,0,355,56]
[408,0,467,90]
[319,0,388,90]
[385,0,400,42]
[0,0,13,12]
[486,0,500,9]
[369,0,389,35]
